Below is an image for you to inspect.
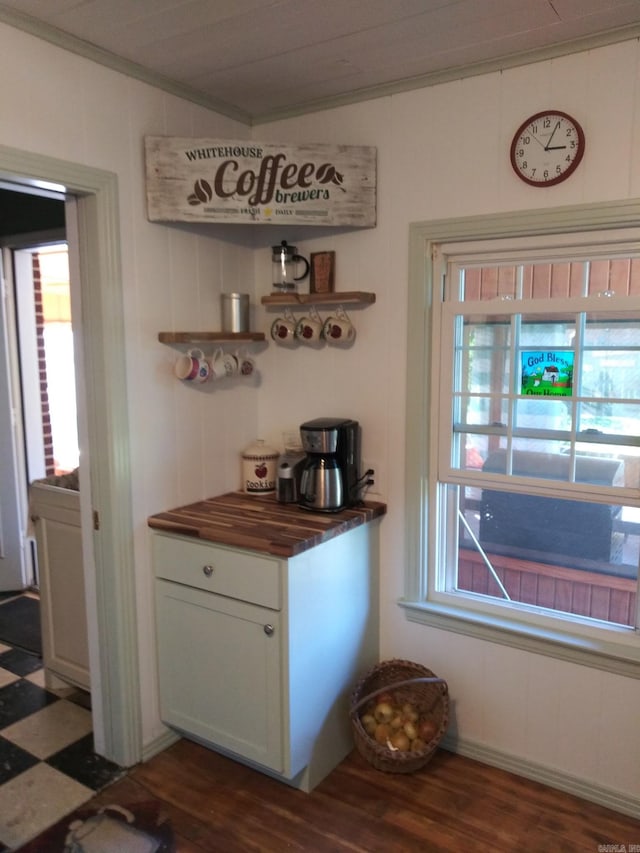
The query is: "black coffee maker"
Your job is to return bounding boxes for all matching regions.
[298,418,360,512]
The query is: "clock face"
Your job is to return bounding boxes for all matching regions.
[510,110,585,187]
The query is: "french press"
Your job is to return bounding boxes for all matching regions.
[272,240,310,292]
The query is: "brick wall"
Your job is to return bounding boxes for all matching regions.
[32,253,55,476]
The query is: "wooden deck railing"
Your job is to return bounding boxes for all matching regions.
[458,547,637,626]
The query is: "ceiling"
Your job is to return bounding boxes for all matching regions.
[1,0,639,124]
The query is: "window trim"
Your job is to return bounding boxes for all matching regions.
[403,199,640,679]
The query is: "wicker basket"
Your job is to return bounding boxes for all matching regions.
[350,659,449,774]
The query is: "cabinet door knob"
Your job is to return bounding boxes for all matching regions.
[263,624,274,636]
[202,564,214,577]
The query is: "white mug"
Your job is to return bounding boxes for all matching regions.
[174,348,210,382]
[322,307,355,344]
[209,347,232,380]
[223,352,238,376]
[236,348,256,377]
[295,305,323,344]
[271,308,297,346]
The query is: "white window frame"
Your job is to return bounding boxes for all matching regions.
[402,200,640,679]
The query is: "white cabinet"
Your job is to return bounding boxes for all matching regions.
[30,483,90,691]
[153,520,379,792]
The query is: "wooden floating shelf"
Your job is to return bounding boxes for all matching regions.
[261,291,375,307]
[158,331,266,344]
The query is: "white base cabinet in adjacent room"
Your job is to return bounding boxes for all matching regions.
[153,519,380,792]
[30,482,90,691]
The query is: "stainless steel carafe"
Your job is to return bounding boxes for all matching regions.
[299,456,343,511]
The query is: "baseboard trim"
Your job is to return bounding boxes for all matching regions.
[442,734,640,820]
[141,728,181,763]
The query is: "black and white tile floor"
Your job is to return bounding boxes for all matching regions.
[0,641,123,850]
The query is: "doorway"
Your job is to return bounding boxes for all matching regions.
[0,144,140,768]
[17,243,79,480]
[0,192,73,594]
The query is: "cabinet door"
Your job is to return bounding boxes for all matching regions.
[33,510,90,690]
[156,579,283,772]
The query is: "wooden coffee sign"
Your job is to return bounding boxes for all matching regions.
[145,137,376,227]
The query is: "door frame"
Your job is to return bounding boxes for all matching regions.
[0,144,141,767]
[0,246,30,590]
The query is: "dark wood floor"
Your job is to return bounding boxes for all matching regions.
[44,738,640,852]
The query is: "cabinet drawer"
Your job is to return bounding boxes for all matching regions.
[153,533,281,609]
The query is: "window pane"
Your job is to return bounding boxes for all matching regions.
[586,259,639,298]
[578,401,640,434]
[583,318,640,347]
[463,438,491,471]
[457,316,511,395]
[461,266,518,301]
[519,319,575,348]
[521,261,588,299]
[582,317,640,402]
[457,396,509,426]
[582,352,640,400]
[454,483,638,628]
[514,397,571,433]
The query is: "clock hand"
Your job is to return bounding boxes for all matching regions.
[544,121,561,151]
[545,145,567,150]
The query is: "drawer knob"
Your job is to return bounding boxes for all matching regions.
[202,564,214,577]
[263,624,274,636]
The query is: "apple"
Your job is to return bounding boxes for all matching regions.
[389,731,410,751]
[376,691,396,706]
[360,713,377,737]
[373,701,394,723]
[374,723,391,745]
[255,464,268,478]
[402,702,419,722]
[403,720,418,741]
[418,718,438,742]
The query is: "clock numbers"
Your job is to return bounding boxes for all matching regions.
[510,110,585,187]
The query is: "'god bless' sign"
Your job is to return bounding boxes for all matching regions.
[144,137,377,227]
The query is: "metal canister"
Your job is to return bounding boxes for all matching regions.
[221,292,250,333]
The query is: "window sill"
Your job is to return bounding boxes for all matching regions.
[399,598,640,679]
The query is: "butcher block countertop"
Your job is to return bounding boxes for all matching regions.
[148,491,386,558]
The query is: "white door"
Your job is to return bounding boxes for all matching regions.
[0,248,29,591]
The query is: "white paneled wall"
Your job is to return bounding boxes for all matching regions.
[256,40,640,812]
